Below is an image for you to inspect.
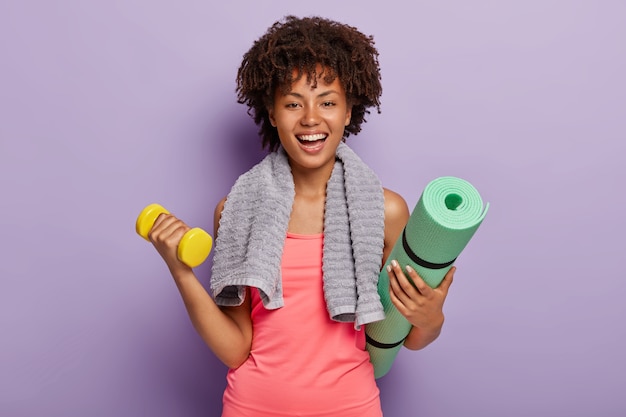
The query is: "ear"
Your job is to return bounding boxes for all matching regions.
[268,109,277,127]
[344,106,352,127]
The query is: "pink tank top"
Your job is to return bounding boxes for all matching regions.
[221,233,382,417]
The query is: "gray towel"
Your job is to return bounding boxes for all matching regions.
[210,142,385,327]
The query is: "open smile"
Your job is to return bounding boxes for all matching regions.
[297,133,327,152]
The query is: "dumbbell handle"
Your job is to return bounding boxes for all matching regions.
[136,203,213,268]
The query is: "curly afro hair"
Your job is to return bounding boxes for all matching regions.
[236,15,383,151]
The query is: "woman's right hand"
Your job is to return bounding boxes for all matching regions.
[148,213,193,274]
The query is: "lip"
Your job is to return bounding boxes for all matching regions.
[296,133,327,154]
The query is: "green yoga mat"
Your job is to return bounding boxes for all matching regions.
[366,176,489,378]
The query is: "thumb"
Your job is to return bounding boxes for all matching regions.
[438,266,456,292]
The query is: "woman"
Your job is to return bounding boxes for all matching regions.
[148,15,454,416]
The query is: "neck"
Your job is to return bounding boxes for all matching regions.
[289,160,334,197]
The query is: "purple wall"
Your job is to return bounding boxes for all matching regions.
[1,1,624,416]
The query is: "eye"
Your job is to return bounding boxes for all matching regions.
[321,101,335,107]
[285,102,300,109]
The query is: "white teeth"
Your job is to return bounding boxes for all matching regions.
[298,134,326,141]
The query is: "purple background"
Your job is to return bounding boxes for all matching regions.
[1,1,625,416]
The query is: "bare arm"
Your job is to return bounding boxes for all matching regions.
[148,197,252,368]
[381,188,454,351]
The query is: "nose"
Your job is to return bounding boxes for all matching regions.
[300,105,320,126]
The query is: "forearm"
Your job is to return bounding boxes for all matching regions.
[169,267,251,368]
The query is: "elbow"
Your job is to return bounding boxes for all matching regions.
[403,335,439,351]
[219,343,251,369]
[223,352,250,369]
[403,338,428,351]
[403,322,443,351]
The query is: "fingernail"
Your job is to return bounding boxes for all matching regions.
[405,265,413,273]
[391,260,398,267]
[386,265,392,273]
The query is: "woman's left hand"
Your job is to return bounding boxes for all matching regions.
[387,260,455,348]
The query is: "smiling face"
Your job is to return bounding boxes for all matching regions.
[268,68,352,173]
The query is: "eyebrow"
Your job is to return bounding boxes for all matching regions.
[285,90,341,99]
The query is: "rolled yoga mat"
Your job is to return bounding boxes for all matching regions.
[366,176,489,378]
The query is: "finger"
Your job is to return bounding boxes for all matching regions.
[388,270,410,315]
[150,213,177,233]
[152,212,171,228]
[404,265,433,297]
[150,215,189,243]
[438,266,456,293]
[162,222,189,246]
[149,214,177,240]
[387,264,411,307]
[389,260,419,299]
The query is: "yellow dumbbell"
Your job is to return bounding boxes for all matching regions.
[136,203,213,268]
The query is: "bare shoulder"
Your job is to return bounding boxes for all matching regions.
[213,196,228,237]
[383,188,410,224]
[382,188,410,263]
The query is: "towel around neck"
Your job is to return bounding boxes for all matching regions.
[210,142,386,327]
